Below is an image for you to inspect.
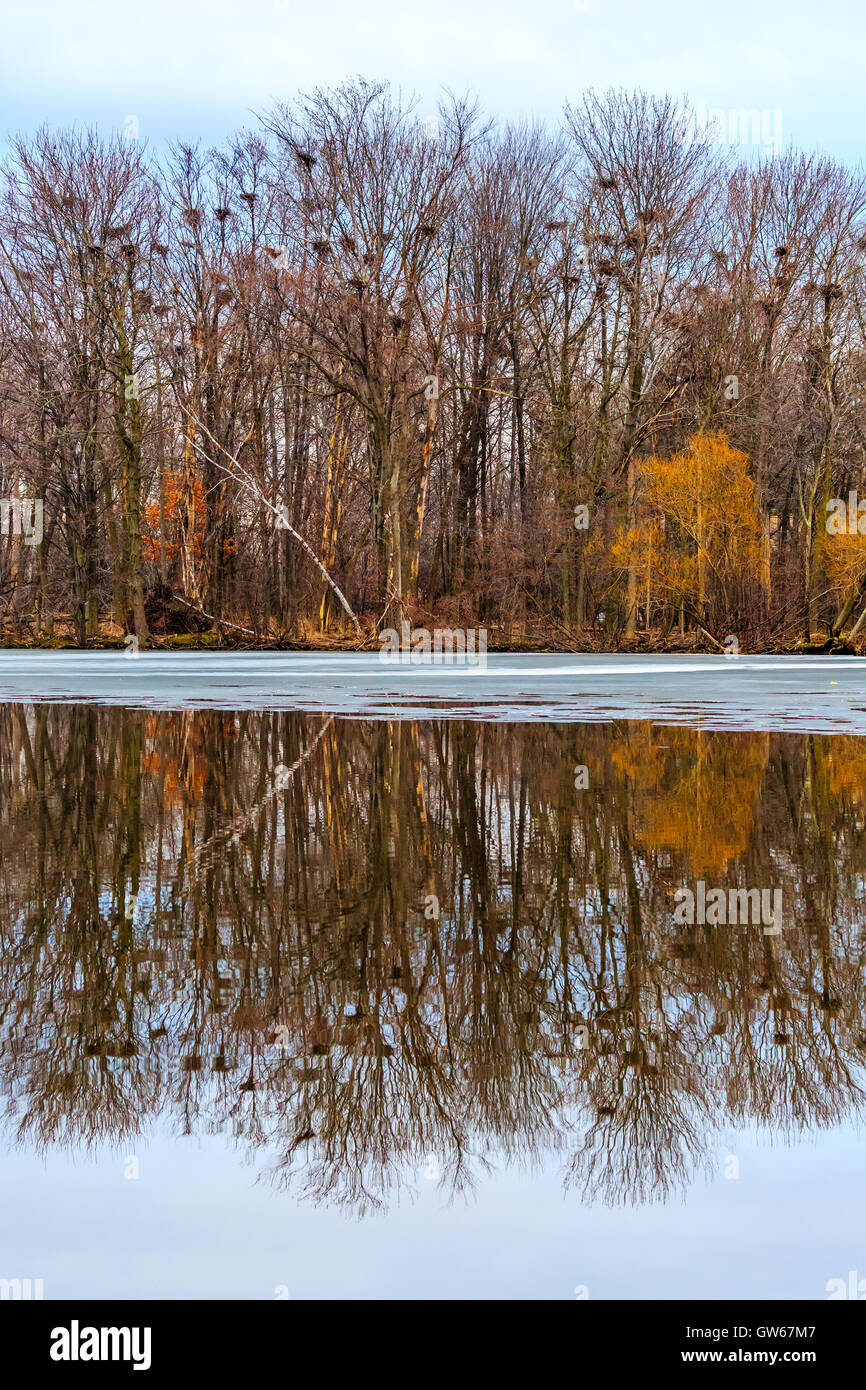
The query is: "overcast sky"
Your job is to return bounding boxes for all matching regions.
[1,0,863,162]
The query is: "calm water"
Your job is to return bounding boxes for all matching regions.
[2,659,866,1298]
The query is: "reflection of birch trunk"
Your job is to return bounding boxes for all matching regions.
[192,715,335,877]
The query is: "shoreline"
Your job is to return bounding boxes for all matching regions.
[0,634,860,657]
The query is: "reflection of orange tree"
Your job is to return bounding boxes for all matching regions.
[609,725,769,875]
[824,734,866,807]
[141,711,238,806]
[613,431,764,635]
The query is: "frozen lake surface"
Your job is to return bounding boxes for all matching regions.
[1,650,866,732]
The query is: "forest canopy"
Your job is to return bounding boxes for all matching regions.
[1,81,865,649]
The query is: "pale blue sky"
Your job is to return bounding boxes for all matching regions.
[1,0,864,161]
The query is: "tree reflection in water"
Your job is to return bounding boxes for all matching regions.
[0,706,864,1214]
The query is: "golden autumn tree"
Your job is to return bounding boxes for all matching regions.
[143,468,208,579]
[825,528,866,639]
[614,432,764,639]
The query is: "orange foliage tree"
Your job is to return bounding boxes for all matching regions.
[143,469,207,579]
[825,530,866,638]
[614,431,765,640]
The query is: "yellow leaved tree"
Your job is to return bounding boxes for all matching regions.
[825,528,866,640]
[614,431,764,639]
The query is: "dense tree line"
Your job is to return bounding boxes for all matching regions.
[2,81,866,647]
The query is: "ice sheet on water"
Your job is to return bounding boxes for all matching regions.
[1,651,865,734]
